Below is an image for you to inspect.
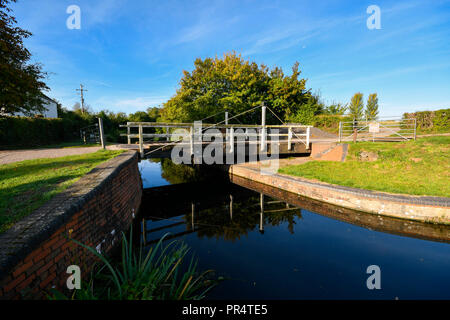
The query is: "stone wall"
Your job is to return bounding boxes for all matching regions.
[0,151,142,299]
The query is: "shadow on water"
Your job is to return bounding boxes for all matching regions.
[135,158,450,299]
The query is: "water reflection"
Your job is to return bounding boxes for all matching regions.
[139,158,225,187]
[139,182,302,243]
[136,159,450,299]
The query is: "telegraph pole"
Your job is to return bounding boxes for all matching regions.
[76,84,87,114]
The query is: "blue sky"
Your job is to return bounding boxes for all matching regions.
[11,0,450,116]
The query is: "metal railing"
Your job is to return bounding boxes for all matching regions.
[338,117,416,142]
[120,122,311,157]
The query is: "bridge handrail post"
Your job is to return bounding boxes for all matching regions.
[138,124,144,157]
[127,121,131,144]
[288,127,292,151]
[306,126,310,149]
[338,121,342,143]
[190,126,194,156]
[229,127,234,153]
[260,104,266,151]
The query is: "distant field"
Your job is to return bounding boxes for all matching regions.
[279,136,450,197]
[0,150,123,233]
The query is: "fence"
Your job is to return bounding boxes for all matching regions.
[338,117,416,142]
[120,122,311,157]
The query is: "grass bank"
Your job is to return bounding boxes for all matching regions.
[279,136,450,197]
[0,150,123,233]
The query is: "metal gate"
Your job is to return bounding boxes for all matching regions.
[338,117,416,142]
[80,123,100,144]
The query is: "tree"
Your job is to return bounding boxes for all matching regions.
[348,92,364,121]
[146,107,160,121]
[286,92,324,124]
[129,111,151,122]
[0,0,49,115]
[160,52,310,125]
[365,93,379,121]
[325,102,347,115]
[72,102,81,112]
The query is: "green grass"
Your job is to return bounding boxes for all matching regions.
[279,136,450,197]
[0,150,124,233]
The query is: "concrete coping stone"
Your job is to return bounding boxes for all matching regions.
[241,166,450,207]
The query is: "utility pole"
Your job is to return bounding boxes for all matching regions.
[76,84,87,114]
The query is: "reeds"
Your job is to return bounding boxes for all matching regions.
[50,229,217,300]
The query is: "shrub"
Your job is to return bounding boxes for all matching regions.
[312,114,352,133]
[403,108,450,133]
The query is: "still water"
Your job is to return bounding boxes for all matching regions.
[137,159,450,299]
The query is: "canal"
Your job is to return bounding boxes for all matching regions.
[136,158,450,299]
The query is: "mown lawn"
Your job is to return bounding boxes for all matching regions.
[279,136,450,197]
[0,150,123,233]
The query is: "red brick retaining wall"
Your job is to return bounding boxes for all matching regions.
[0,151,142,299]
[229,162,450,224]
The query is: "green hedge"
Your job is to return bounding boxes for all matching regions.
[403,108,449,133]
[312,114,352,133]
[0,116,85,148]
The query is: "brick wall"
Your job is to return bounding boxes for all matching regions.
[0,151,142,299]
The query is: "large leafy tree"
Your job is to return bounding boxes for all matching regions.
[365,93,379,121]
[160,52,311,125]
[348,92,364,121]
[0,0,48,115]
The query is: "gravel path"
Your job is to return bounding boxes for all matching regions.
[0,146,107,165]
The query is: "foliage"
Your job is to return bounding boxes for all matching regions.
[0,116,83,148]
[160,52,311,124]
[0,0,49,115]
[312,114,352,133]
[279,136,450,197]
[0,105,162,147]
[285,92,324,125]
[403,108,450,133]
[365,93,379,121]
[348,92,364,121]
[49,231,217,300]
[146,107,161,121]
[0,150,123,233]
[324,103,347,115]
[96,109,128,143]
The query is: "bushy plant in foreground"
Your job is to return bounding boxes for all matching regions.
[49,231,217,300]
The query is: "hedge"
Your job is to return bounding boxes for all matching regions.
[312,114,352,133]
[0,116,85,148]
[403,108,450,133]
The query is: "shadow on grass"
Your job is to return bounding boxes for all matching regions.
[0,151,122,233]
[0,173,83,233]
[0,154,116,180]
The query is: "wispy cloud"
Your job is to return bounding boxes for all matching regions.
[82,0,126,27]
[92,95,170,113]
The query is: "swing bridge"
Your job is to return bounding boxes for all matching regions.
[120,105,312,159]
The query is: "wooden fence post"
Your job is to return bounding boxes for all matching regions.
[98,117,106,150]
